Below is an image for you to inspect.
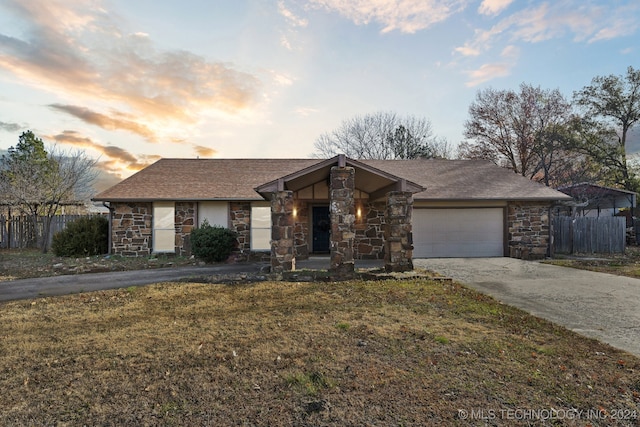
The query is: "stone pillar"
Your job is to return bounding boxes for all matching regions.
[330,166,356,280]
[384,191,414,272]
[271,191,295,273]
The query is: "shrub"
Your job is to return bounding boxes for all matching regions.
[52,215,109,257]
[190,220,238,263]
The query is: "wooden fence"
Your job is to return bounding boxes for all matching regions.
[0,214,97,249]
[552,216,626,254]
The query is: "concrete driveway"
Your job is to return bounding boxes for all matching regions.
[414,258,640,358]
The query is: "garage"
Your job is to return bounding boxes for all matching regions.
[412,208,505,258]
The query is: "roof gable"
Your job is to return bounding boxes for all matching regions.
[255,155,425,200]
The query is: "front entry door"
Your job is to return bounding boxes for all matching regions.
[312,206,330,253]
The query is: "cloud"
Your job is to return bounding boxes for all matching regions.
[456,2,640,58]
[307,0,469,34]
[279,0,308,27]
[0,0,263,137]
[49,104,158,142]
[465,63,511,87]
[0,121,22,133]
[192,145,218,158]
[478,0,512,16]
[464,45,519,86]
[48,130,159,177]
[454,44,481,57]
[294,107,319,116]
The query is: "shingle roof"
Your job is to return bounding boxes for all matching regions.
[360,159,572,201]
[93,158,571,202]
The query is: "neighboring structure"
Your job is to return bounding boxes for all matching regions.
[93,155,571,276]
[556,183,637,221]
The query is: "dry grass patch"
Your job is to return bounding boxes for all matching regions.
[546,246,640,279]
[1,279,639,426]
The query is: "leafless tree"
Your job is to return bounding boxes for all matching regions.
[313,111,451,159]
[460,83,574,186]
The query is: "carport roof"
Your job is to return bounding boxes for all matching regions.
[93,157,571,202]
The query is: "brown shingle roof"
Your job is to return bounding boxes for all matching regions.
[93,159,320,201]
[361,159,572,201]
[93,158,571,202]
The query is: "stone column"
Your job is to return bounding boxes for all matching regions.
[384,191,414,272]
[271,191,295,273]
[330,166,356,280]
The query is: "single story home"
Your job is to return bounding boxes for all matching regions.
[93,155,571,278]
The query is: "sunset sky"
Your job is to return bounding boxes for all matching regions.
[0,0,638,189]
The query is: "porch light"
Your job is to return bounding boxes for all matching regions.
[293,207,298,218]
[356,206,362,219]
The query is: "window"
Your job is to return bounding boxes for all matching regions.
[199,201,228,227]
[153,202,175,253]
[251,204,271,251]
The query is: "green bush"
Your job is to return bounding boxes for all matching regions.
[52,215,109,257]
[190,220,238,263]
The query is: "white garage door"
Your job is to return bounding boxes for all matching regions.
[413,208,504,258]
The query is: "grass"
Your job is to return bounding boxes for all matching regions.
[545,246,640,279]
[1,278,639,426]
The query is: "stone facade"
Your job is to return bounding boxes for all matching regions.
[271,191,295,273]
[230,202,252,258]
[175,202,195,256]
[329,166,356,280]
[111,202,153,256]
[293,203,310,259]
[384,192,414,272]
[107,193,553,264]
[508,202,551,260]
[354,202,385,260]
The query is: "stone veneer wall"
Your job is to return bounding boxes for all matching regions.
[230,202,252,259]
[294,202,310,260]
[384,191,414,272]
[354,201,385,260]
[508,202,551,260]
[271,191,295,273]
[111,202,153,256]
[175,202,196,256]
[329,166,356,280]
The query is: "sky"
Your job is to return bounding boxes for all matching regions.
[0,0,638,190]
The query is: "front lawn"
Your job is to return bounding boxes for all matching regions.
[1,279,638,426]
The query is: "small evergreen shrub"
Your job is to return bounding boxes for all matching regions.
[52,215,109,257]
[190,220,238,263]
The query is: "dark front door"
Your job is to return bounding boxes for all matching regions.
[312,206,330,253]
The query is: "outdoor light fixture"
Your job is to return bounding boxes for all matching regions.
[293,207,298,218]
[356,206,362,219]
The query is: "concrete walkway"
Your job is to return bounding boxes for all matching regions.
[414,257,640,358]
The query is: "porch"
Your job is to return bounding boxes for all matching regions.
[255,155,425,280]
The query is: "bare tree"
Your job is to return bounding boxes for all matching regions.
[0,131,98,252]
[313,111,451,159]
[460,83,574,186]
